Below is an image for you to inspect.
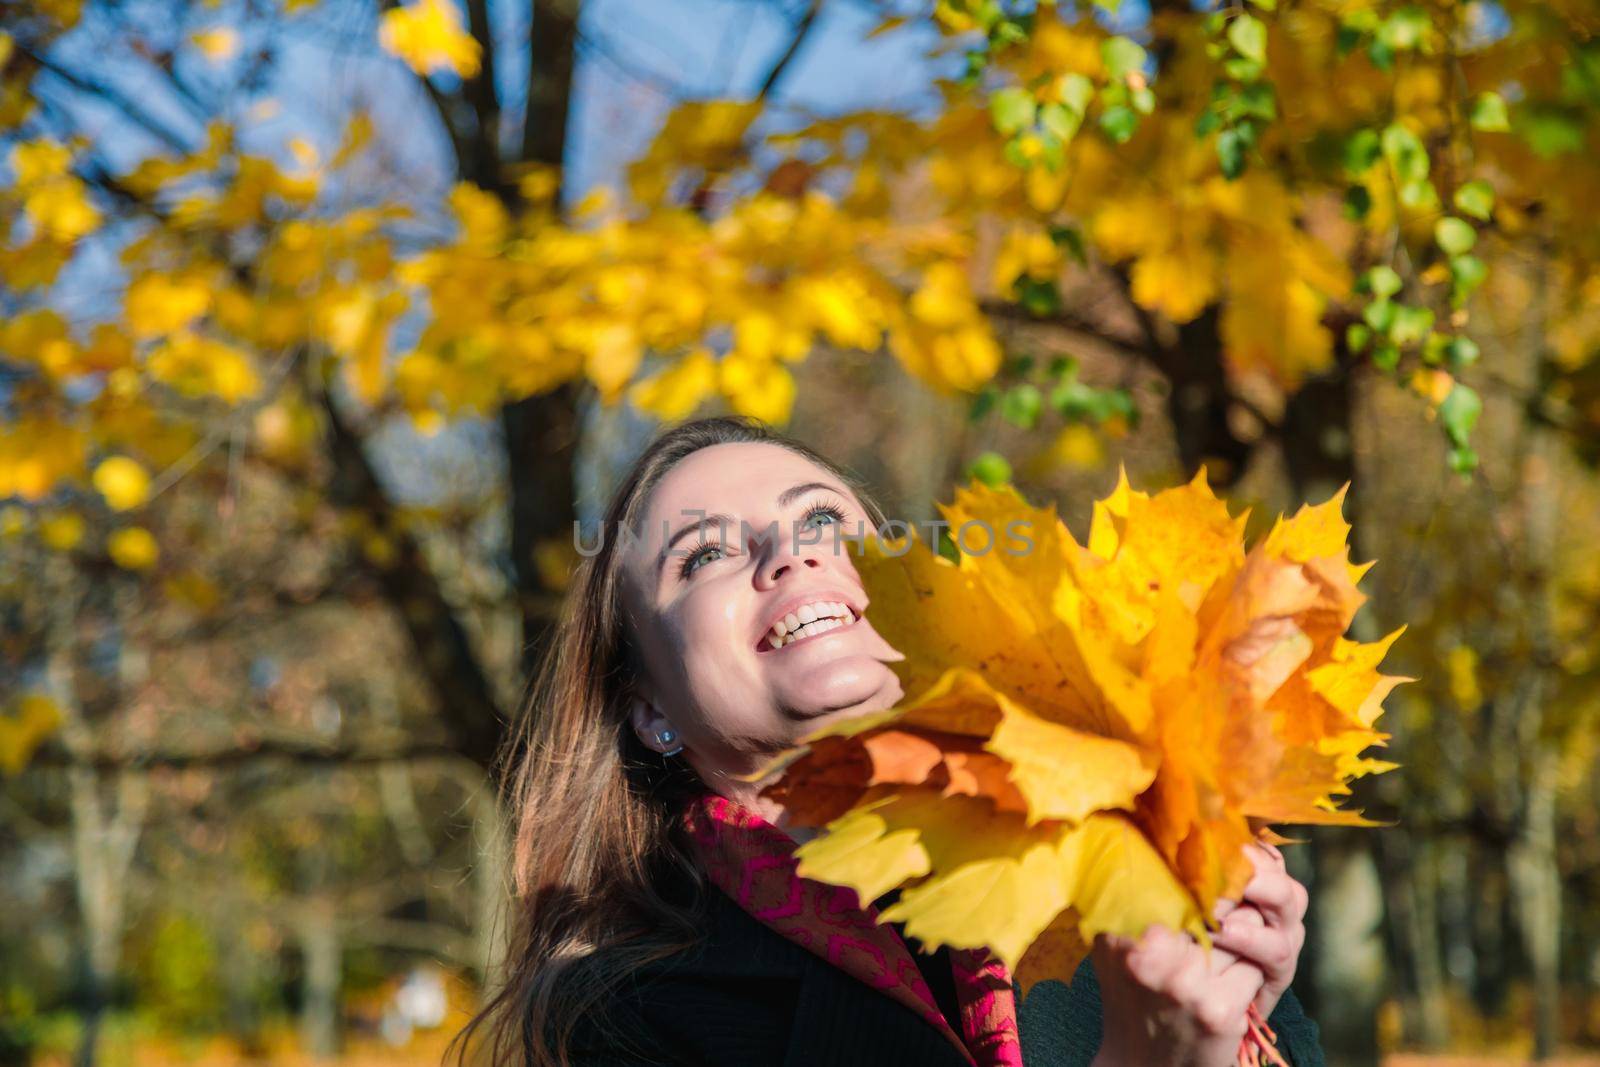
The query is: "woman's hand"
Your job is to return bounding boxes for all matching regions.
[1209,842,1308,1020]
[1087,842,1310,1067]
[1088,923,1265,1067]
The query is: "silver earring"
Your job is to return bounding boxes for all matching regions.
[657,729,683,757]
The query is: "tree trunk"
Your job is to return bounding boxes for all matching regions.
[322,393,506,766]
[1279,356,1391,1064]
[1510,748,1563,1059]
[500,0,583,684]
[297,897,343,1060]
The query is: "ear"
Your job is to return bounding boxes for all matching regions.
[630,693,679,755]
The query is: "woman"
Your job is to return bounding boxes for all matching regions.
[452,417,1324,1067]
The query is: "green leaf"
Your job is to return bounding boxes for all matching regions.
[1346,322,1372,354]
[1362,264,1403,300]
[1247,0,1277,10]
[1469,91,1510,132]
[1047,355,1079,380]
[1050,379,1098,420]
[1130,85,1157,115]
[1422,332,1450,365]
[1438,384,1482,448]
[1003,137,1030,168]
[1362,298,1397,333]
[1049,225,1087,264]
[1039,102,1083,142]
[1099,104,1140,144]
[1390,304,1435,347]
[1519,104,1585,157]
[1448,446,1479,475]
[969,386,998,423]
[1016,276,1062,317]
[1057,73,1095,114]
[1453,180,1495,221]
[1228,13,1267,64]
[1447,335,1481,368]
[1449,254,1488,304]
[1377,6,1428,51]
[1343,128,1381,174]
[991,88,1037,136]
[1398,177,1440,211]
[1101,36,1148,80]
[1217,128,1246,178]
[1372,341,1400,371]
[968,451,1013,488]
[1236,82,1277,121]
[1001,384,1044,429]
[1434,216,1477,256]
[1381,123,1430,184]
[1222,56,1266,83]
[1342,184,1373,220]
[1367,38,1395,71]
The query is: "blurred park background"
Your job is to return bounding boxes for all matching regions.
[2,0,1599,1064]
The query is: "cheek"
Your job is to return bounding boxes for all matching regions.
[652,583,768,714]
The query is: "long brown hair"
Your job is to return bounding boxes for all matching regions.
[447,416,881,1067]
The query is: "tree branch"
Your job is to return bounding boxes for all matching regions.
[755,0,824,101]
[19,43,199,155]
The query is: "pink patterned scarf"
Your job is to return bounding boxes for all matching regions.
[680,790,1024,1067]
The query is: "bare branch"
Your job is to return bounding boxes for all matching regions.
[18,43,199,155]
[755,0,824,101]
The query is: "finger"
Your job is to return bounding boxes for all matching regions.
[1249,841,1287,872]
[1182,959,1263,1038]
[1240,869,1309,926]
[1125,925,1190,991]
[1210,923,1298,980]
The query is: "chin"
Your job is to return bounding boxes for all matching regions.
[778,656,902,721]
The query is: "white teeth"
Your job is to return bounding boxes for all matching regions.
[765,602,858,649]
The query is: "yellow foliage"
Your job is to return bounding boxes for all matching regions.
[92,456,151,511]
[146,331,261,403]
[190,27,239,61]
[753,475,1403,986]
[11,140,99,240]
[0,693,63,775]
[125,272,213,338]
[629,349,716,422]
[379,0,481,78]
[0,416,87,500]
[108,526,160,570]
[38,510,85,551]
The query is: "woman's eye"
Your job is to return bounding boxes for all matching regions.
[680,543,724,578]
[801,504,845,529]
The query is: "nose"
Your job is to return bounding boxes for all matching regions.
[754,531,826,589]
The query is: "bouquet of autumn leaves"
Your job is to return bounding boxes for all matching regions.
[743,472,1403,1060]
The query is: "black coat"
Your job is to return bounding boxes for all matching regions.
[565,877,1326,1067]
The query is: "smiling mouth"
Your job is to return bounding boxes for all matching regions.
[759,601,859,652]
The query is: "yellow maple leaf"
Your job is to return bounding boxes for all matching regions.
[755,473,1404,986]
[379,0,481,79]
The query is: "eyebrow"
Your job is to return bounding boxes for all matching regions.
[657,512,735,574]
[777,481,841,507]
[652,482,845,577]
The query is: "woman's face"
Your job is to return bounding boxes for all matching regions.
[619,442,905,779]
